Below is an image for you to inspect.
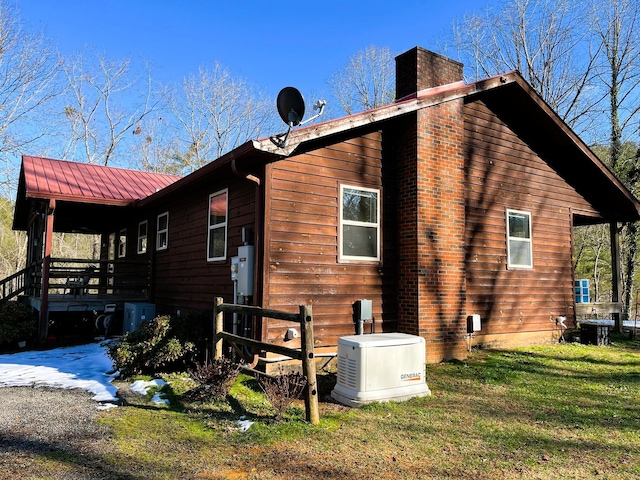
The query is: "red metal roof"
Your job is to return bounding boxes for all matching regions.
[21,156,182,205]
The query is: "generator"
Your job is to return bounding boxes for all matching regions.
[331,332,431,407]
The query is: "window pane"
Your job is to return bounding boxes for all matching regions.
[119,230,126,255]
[509,239,531,266]
[210,192,227,225]
[208,227,225,259]
[509,213,530,239]
[108,233,115,261]
[343,189,377,223]
[343,225,377,258]
[137,222,147,254]
[158,231,167,249]
[158,214,167,231]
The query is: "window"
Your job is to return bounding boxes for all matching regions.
[107,232,115,291]
[507,209,533,268]
[118,229,127,258]
[137,221,148,254]
[340,184,380,261]
[157,212,168,251]
[207,189,228,261]
[107,233,116,261]
[575,279,590,303]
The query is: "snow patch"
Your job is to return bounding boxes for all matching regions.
[0,342,118,402]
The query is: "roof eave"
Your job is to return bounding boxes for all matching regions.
[254,73,520,157]
[22,191,132,207]
[500,74,640,220]
[136,140,283,206]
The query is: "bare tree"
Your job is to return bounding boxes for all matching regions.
[328,45,395,115]
[0,1,61,196]
[574,224,613,302]
[452,0,598,133]
[591,0,640,171]
[166,63,275,172]
[59,50,160,166]
[589,0,640,314]
[0,196,26,277]
[131,113,184,175]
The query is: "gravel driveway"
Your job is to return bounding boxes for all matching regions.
[0,386,113,479]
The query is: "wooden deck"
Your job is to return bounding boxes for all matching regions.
[11,257,153,341]
[24,292,148,314]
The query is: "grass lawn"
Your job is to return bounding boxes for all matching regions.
[39,335,640,479]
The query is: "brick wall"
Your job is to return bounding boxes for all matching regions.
[396,115,419,335]
[396,101,468,363]
[395,48,468,362]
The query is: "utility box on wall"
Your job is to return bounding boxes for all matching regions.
[236,245,254,297]
[331,333,431,407]
[123,302,156,334]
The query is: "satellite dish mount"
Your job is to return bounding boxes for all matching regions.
[270,87,326,148]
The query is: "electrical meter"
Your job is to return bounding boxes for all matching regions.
[231,256,239,281]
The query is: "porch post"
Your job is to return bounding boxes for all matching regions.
[610,221,622,333]
[39,199,55,344]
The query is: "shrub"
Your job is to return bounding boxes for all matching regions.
[0,301,37,348]
[182,358,242,402]
[259,366,308,421]
[169,310,211,364]
[107,315,196,377]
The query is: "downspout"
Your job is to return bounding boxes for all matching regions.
[39,198,55,344]
[231,158,263,340]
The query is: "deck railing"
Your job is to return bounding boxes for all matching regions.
[27,258,151,299]
[0,261,42,303]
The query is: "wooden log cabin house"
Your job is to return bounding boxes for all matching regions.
[8,47,640,362]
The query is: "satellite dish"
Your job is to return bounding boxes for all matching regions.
[270,86,326,149]
[277,87,305,127]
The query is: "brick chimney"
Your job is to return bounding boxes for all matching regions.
[394,46,468,363]
[395,47,464,100]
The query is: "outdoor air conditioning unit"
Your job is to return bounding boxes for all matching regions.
[123,302,156,334]
[331,333,431,407]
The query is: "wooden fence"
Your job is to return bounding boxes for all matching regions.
[213,297,319,425]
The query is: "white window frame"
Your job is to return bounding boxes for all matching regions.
[118,228,127,258]
[339,184,381,262]
[137,220,148,254]
[157,212,169,251]
[207,189,228,262]
[506,208,533,269]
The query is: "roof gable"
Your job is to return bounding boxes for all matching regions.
[251,72,640,223]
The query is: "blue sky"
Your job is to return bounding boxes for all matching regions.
[18,1,488,101]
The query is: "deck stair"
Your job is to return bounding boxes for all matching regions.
[0,261,41,304]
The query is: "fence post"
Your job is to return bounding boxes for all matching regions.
[214,297,224,360]
[300,304,319,425]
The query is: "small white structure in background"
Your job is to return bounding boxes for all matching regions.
[331,333,431,407]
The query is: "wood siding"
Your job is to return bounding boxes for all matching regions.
[152,182,256,314]
[464,99,597,338]
[143,174,257,315]
[263,131,396,347]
